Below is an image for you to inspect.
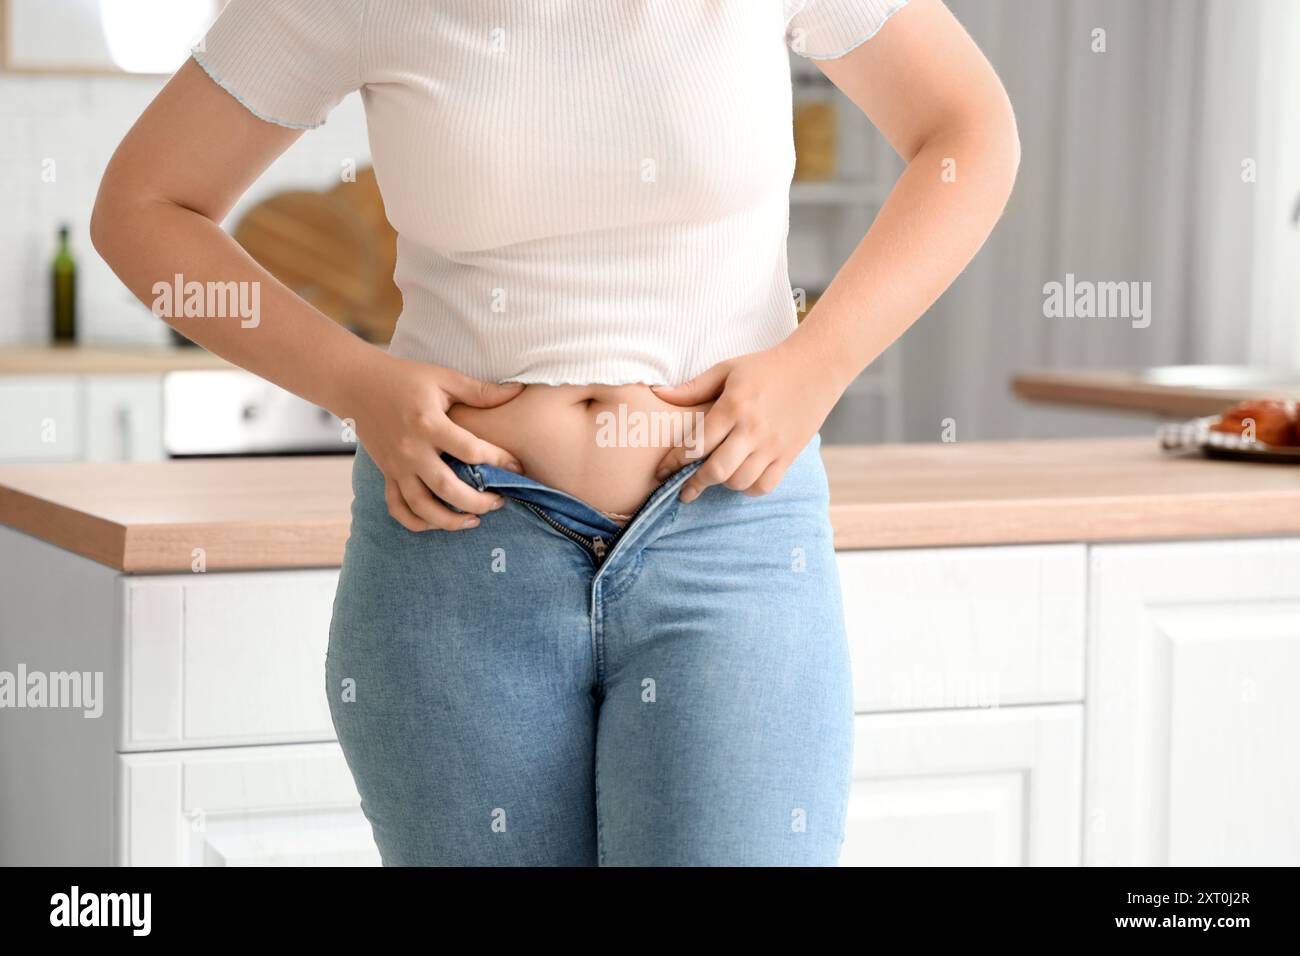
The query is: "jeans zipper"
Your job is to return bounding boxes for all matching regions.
[589,463,696,570]
[502,463,694,567]
[508,496,606,562]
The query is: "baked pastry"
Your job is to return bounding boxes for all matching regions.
[1210,400,1299,447]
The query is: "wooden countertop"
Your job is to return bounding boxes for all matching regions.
[2,438,1299,572]
[1013,367,1300,418]
[0,345,232,374]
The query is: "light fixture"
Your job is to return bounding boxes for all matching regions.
[99,0,215,74]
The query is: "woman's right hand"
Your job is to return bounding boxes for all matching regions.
[345,353,525,532]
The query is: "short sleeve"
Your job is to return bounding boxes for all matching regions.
[191,0,366,129]
[785,0,909,60]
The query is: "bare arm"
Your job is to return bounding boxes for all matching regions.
[792,0,1021,387]
[92,59,521,531]
[91,60,368,413]
[654,0,1020,497]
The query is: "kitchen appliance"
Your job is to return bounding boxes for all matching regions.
[162,370,353,457]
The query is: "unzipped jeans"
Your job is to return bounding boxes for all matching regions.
[326,433,854,866]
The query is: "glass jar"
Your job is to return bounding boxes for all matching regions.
[792,73,837,182]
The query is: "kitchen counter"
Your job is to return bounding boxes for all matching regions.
[2,437,1299,571]
[4,437,1299,868]
[0,344,231,374]
[1013,367,1300,417]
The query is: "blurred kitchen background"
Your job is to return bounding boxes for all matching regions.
[0,0,1298,456]
[4,0,1300,871]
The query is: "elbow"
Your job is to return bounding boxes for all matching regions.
[1004,105,1022,190]
[993,84,1021,198]
[972,98,1021,213]
[89,168,143,268]
[89,181,119,265]
[992,124,1021,211]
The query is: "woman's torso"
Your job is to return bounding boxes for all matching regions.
[197,1,871,514]
[364,1,802,390]
[356,4,796,511]
[367,3,794,513]
[448,384,713,518]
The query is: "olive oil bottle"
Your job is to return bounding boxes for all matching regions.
[52,224,76,342]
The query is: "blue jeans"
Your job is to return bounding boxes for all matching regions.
[326,434,854,866]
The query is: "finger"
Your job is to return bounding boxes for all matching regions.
[724,451,771,492]
[398,475,480,530]
[743,460,789,498]
[384,477,431,532]
[650,362,729,407]
[653,405,733,481]
[442,371,526,410]
[439,421,523,473]
[419,458,506,515]
[679,432,752,503]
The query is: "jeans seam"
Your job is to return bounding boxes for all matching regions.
[601,551,644,604]
[601,492,687,603]
[594,746,607,866]
[591,579,606,696]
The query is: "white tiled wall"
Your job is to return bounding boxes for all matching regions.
[0,73,371,346]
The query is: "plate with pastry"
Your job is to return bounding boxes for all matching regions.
[1158,399,1300,463]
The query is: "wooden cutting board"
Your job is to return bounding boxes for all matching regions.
[232,167,401,343]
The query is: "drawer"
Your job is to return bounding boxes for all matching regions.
[119,570,340,750]
[840,705,1083,866]
[83,375,164,461]
[0,376,81,461]
[836,544,1086,712]
[116,742,378,866]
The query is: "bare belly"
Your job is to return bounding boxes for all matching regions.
[447,384,713,519]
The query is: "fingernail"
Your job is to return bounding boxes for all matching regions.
[462,517,480,528]
[680,487,699,503]
[491,497,505,510]
[504,460,523,473]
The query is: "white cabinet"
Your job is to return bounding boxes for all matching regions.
[0,374,164,462]
[1087,538,1300,865]
[0,376,81,461]
[117,743,378,866]
[840,706,1083,867]
[835,544,1086,866]
[83,375,164,461]
[838,544,1086,712]
[122,571,340,750]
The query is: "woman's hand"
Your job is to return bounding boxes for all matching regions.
[346,353,525,532]
[650,341,845,502]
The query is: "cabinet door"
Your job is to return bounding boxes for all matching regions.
[0,376,81,461]
[1087,538,1300,866]
[117,743,379,866]
[82,375,164,461]
[121,571,339,750]
[837,545,1086,712]
[841,705,1082,866]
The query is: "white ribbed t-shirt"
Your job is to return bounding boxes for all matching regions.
[195,0,907,385]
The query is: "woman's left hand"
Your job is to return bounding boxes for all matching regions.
[651,341,846,501]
